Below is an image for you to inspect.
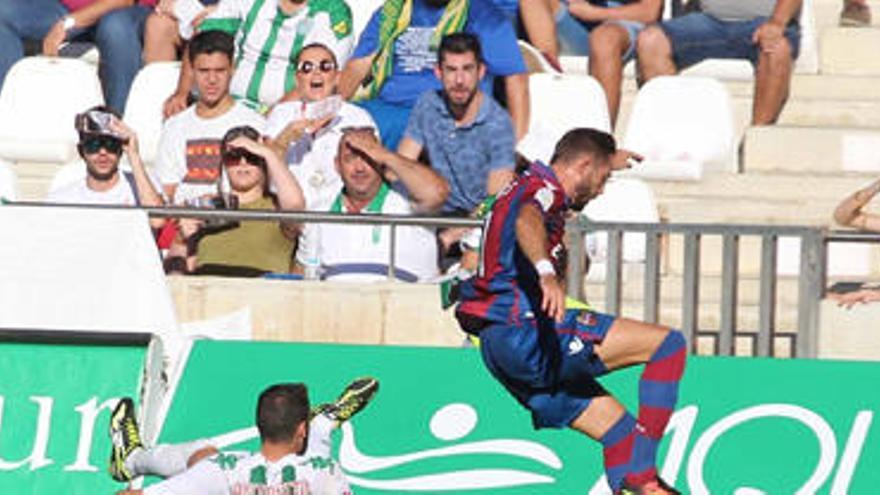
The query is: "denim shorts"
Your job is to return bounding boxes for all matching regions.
[660,13,801,69]
[556,1,644,60]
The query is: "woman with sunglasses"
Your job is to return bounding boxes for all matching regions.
[168,125,306,275]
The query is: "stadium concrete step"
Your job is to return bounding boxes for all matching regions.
[743,125,880,174]
[820,28,880,75]
[10,161,64,201]
[647,172,874,203]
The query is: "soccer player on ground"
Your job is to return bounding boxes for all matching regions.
[455,128,686,495]
[109,377,379,494]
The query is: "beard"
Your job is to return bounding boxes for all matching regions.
[444,86,478,119]
[86,163,118,182]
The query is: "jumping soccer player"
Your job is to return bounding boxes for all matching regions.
[109,377,378,494]
[455,128,686,495]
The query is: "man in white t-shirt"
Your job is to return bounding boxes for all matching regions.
[155,30,266,205]
[266,42,377,210]
[111,378,379,495]
[294,127,449,282]
[48,106,164,217]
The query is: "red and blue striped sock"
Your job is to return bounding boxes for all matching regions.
[600,412,636,492]
[625,329,687,486]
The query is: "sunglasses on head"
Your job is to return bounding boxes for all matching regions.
[297,59,336,75]
[222,147,267,168]
[81,135,123,155]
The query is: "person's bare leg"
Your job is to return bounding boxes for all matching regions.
[593,317,672,370]
[520,0,561,60]
[144,13,183,63]
[751,39,793,125]
[636,25,677,85]
[589,22,630,128]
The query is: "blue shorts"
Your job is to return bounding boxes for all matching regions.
[556,1,644,60]
[660,13,801,69]
[478,308,616,429]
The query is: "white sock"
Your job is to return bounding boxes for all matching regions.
[126,439,213,478]
[306,414,335,458]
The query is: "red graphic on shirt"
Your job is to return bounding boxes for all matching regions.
[183,139,222,184]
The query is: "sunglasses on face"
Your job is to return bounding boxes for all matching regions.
[297,59,336,75]
[222,147,267,168]
[81,135,123,155]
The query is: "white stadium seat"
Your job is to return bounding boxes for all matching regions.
[0,158,17,201]
[124,62,182,165]
[518,73,610,163]
[621,76,736,180]
[0,57,103,163]
[581,177,660,272]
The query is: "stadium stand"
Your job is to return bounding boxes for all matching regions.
[0,158,15,200]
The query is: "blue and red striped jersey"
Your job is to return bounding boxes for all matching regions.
[457,161,569,325]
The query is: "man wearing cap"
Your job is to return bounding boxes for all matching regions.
[47,105,164,216]
[266,42,377,211]
[169,125,306,275]
[293,127,448,282]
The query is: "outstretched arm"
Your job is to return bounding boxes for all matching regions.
[516,202,565,321]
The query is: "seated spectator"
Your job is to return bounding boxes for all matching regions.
[143,0,219,63]
[401,33,516,215]
[637,0,801,126]
[47,106,164,217]
[828,287,880,308]
[0,0,155,112]
[266,42,377,210]
[169,125,305,275]
[340,0,529,150]
[155,30,265,205]
[840,0,871,26]
[293,127,448,282]
[163,0,354,117]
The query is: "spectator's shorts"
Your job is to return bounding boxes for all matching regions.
[660,13,801,69]
[477,308,616,429]
[556,1,644,60]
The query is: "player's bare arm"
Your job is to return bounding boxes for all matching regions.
[516,202,565,321]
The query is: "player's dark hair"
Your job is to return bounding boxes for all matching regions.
[188,30,235,64]
[256,383,310,443]
[438,32,483,65]
[550,128,617,166]
[295,42,338,66]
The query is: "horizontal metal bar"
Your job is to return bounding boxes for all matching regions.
[6,201,484,228]
[0,328,151,346]
[570,217,822,237]
[825,230,880,243]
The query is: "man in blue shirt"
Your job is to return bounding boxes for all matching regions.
[400,32,515,215]
[340,0,528,151]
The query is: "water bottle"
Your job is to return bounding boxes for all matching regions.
[303,257,322,281]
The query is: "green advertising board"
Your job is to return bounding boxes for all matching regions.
[0,341,146,494]
[153,341,879,494]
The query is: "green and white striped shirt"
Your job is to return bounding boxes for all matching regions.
[200,0,353,111]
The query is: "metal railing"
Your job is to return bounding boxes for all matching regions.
[5,202,846,358]
[564,218,828,359]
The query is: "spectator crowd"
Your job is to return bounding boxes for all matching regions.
[0,0,873,283]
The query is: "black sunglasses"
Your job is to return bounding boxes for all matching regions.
[297,59,336,74]
[222,147,267,168]
[81,135,123,155]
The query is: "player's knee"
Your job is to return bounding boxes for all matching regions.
[187,446,218,468]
